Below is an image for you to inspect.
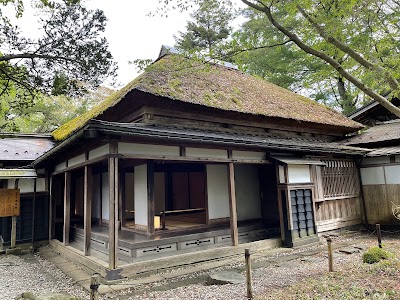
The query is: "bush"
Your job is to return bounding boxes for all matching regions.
[362,246,390,264]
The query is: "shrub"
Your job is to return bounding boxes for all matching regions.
[362,246,390,264]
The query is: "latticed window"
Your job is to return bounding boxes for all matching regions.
[321,160,360,199]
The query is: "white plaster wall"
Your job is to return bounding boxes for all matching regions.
[101,171,109,220]
[187,148,227,159]
[118,142,179,157]
[235,165,262,221]
[68,153,86,167]
[231,150,266,160]
[7,178,46,193]
[134,164,148,226]
[362,157,390,166]
[278,165,285,184]
[154,172,165,214]
[88,144,109,160]
[92,173,101,219]
[360,167,385,185]
[55,161,67,171]
[384,165,400,184]
[288,165,311,183]
[206,165,230,219]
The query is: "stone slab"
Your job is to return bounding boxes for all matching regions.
[33,292,79,300]
[300,257,324,263]
[339,247,361,254]
[353,244,369,251]
[67,269,90,282]
[208,271,245,285]
[6,247,21,255]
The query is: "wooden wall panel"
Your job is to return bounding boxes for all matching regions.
[363,184,400,224]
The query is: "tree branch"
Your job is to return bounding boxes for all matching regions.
[0,53,76,63]
[224,40,293,58]
[296,4,399,92]
[254,3,400,117]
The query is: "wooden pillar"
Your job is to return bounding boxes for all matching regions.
[147,160,155,235]
[10,179,19,248]
[120,170,126,227]
[227,162,238,247]
[108,157,119,269]
[31,178,37,245]
[84,165,93,256]
[49,176,54,240]
[63,172,71,246]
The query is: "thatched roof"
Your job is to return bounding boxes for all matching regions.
[53,54,363,141]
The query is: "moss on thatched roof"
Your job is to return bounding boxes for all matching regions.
[52,54,362,141]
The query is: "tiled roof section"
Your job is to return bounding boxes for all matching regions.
[366,146,400,157]
[88,120,368,155]
[52,53,363,141]
[0,135,55,161]
[342,120,400,146]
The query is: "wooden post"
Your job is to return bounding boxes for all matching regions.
[108,157,118,269]
[245,249,253,299]
[90,273,100,300]
[376,224,382,248]
[161,210,166,230]
[11,179,19,248]
[327,237,333,272]
[147,160,155,235]
[228,162,238,246]
[120,170,126,228]
[114,158,119,263]
[31,178,37,246]
[63,172,71,246]
[49,176,54,240]
[10,217,17,248]
[84,165,93,256]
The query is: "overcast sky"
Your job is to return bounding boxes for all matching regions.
[84,0,192,87]
[5,0,246,88]
[83,0,246,87]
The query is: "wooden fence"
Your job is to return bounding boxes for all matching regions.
[312,160,363,232]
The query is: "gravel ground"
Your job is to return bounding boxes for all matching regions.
[0,252,89,299]
[0,228,382,300]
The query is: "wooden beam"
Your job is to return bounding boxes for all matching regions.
[147,160,155,235]
[227,162,238,247]
[63,172,71,246]
[83,165,93,256]
[120,153,270,165]
[108,157,118,269]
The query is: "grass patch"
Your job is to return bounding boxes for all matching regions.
[363,246,390,264]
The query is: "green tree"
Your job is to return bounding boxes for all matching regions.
[231,8,365,114]
[174,0,235,57]
[0,0,116,105]
[0,85,114,133]
[160,0,400,117]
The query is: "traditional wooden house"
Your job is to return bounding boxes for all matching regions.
[346,100,400,226]
[1,47,369,279]
[0,134,54,249]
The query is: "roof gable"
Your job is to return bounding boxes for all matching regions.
[53,53,363,141]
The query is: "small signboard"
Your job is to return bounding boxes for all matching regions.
[0,189,20,217]
[0,169,37,179]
